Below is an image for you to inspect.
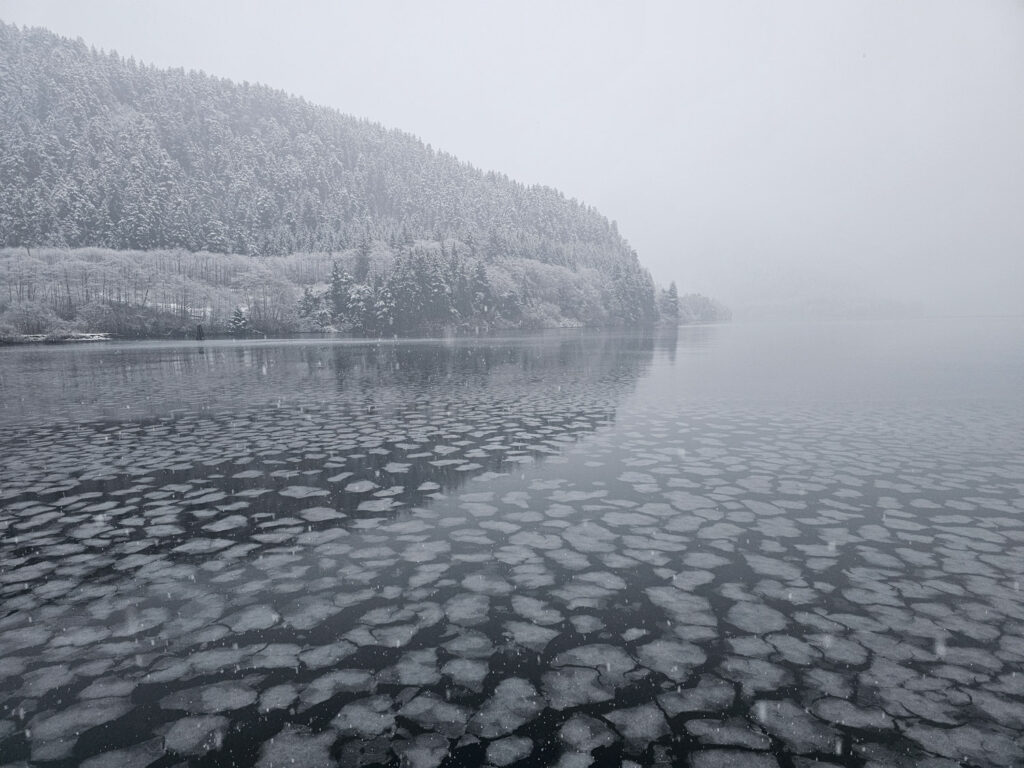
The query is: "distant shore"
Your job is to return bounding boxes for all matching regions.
[0,331,112,346]
[0,322,701,348]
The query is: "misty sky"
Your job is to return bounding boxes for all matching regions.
[2,0,1022,317]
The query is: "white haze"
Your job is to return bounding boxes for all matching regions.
[1,0,1022,318]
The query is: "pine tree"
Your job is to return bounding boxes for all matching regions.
[228,306,249,335]
[328,262,353,323]
[354,235,371,283]
[666,281,679,320]
[472,261,492,320]
[347,284,373,334]
[298,286,322,319]
[373,284,395,333]
[386,252,420,332]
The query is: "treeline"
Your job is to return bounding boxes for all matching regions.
[676,292,732,324]
[0,243,666,339]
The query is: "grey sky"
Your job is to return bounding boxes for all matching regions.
[2,0,1022,316]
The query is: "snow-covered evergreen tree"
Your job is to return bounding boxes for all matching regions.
[228,306,249,335]
[328,263,354,323]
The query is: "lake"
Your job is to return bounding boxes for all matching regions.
[1,319,1022,767]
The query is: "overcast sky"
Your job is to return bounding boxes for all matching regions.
[2,0,1022,316]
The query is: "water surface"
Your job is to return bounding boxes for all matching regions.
[1,320,1022,767]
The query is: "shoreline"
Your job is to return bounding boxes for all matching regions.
[0,322,697,348]
[0,331,112,346]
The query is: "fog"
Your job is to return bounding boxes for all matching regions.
[2,0,1022,318]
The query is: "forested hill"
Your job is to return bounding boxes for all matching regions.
[0,22,625,264]
[0,22,667,332]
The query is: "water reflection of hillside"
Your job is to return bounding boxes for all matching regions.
[0,331,663,429]
[0,332,660,581]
